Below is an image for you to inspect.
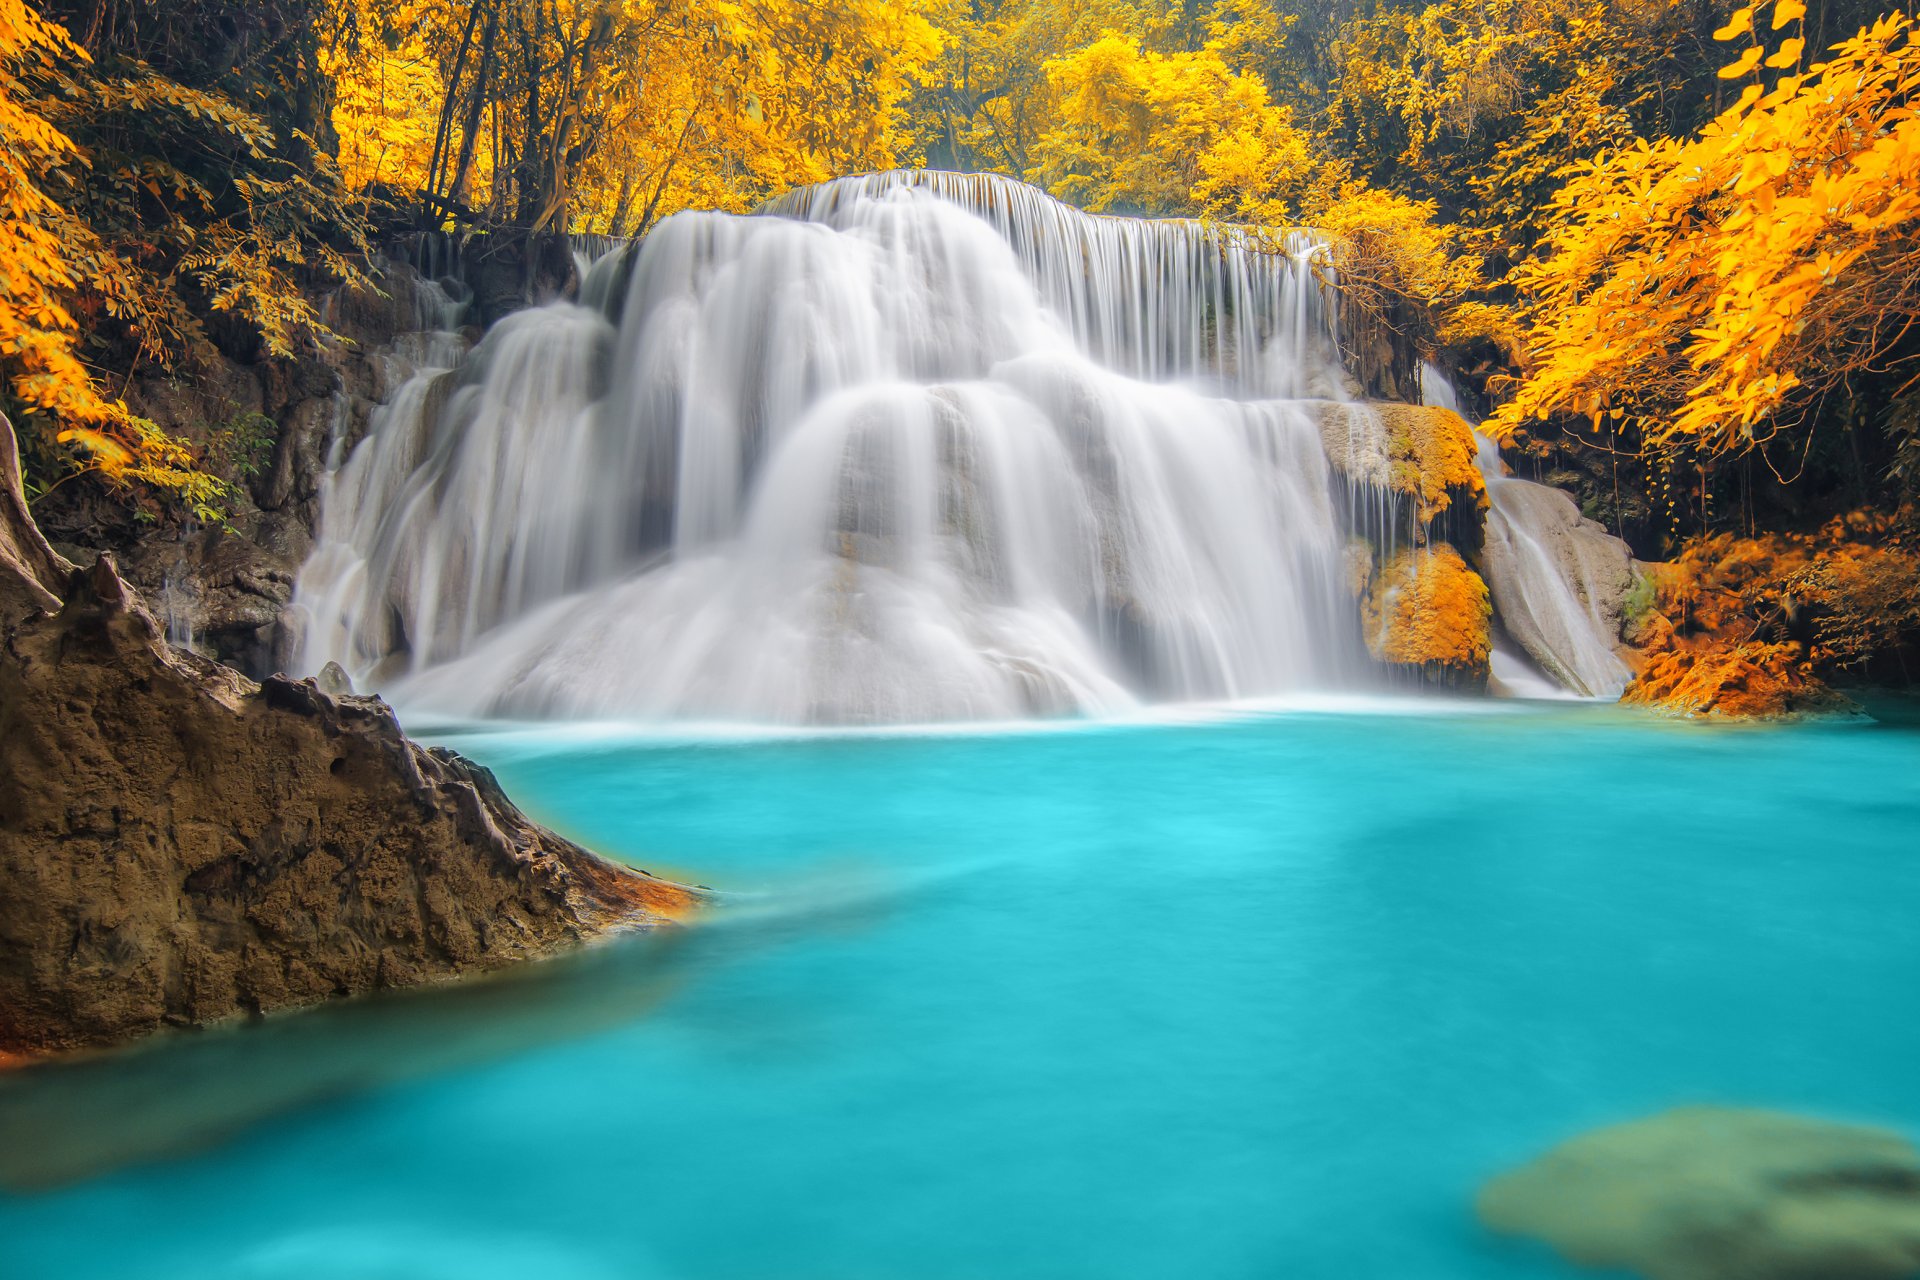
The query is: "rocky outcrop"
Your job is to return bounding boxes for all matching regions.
[1481,455,1639,698]
[1360,544,1492,688]
[0,419,699,1057]
[1310,400,1494,688]
[1480,1106,1920,1280]
[31,262,470,678]
[1312,400,1486,550]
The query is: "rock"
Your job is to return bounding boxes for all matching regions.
[1479,1106,1920,1280]
[255,392,346,513]
[1481,468,1638,697]
[1302,400,1493,690]
[1310,400,1487,551]
[0,416,700,1057]
[1360,543,1492,688]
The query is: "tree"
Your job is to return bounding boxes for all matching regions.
[1490,7,1920,468]
[328,0,941,237]
[1029,30,1316,219]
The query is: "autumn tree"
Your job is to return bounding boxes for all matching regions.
[324,0,940,237]
[1028,31,1317,219]
[1490,6,1920,506]
[2,0,370,515]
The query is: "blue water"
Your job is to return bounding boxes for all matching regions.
[4,701,1919,1279]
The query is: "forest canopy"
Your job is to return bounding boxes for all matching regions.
[1,0,1915,567]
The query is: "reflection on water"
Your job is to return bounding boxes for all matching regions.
[2,703,1918,1279]
[0,874,899,1190]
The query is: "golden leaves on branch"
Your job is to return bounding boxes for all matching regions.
[1491,8,1920,464]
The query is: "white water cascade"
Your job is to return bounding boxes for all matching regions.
[1420,365,1633,700]
[292,172,1379,724]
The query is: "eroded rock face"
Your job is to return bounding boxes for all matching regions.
[1307,401,1493,688]
[0,419,698,1056]
[1480,1106,1920,1280]
[1481,472,1638,698]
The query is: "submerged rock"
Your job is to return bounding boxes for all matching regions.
[0,419,700,1057]
[1480,1106,1920,1280]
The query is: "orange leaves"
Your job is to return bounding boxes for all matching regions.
[0,0,127,440]
[1719,45,1763,78]
[1493,11,1920,460]
[1714,8,1754,42]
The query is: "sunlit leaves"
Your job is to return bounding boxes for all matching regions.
[1029,32,1314,220]
[2,0,373,517]
[1714,8,1754,41]
[328,0,940,235]
[1719,46,1763,78]
[1490,12,1920,462]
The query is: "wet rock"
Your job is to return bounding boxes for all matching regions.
[1481,472,1639,697]
[1479,1106,1920,1280]
[0,417,700,1057]
[1309,400,1487,551]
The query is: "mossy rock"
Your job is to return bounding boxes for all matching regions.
[1480,1106,1920,1280]
[1311,400,1488,549]
[1361,543,1491,687]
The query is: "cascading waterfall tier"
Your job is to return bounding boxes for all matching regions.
[291,171,1375,723]
[1421,364,1634,699]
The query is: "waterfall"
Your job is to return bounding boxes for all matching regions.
[291,172,1371,724]
[1421,364,1633,700]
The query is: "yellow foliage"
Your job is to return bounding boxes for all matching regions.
[1306,182,1484,321]
[0,0,122,434]
[1029,32,1314,220]
[0,0,212,510]
[327,0,942,235]
[1326,0,1679,276]
[1490,9,1920,459]
[1,0,355,519]
[325,7,448,194]
[1362,543,1493,673]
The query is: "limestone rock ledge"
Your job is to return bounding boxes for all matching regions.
[0,421,699,1057]
[1311,400,1487,550]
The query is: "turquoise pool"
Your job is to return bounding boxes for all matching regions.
[3,701,1918,1278]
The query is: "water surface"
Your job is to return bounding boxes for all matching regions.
[3,702,1917,1278]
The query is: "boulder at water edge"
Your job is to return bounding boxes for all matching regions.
[0,417,701,1056]
[1479,1106,1920,1280]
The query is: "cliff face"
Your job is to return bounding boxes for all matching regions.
[0,420,698,1057]
[25,259,469,677]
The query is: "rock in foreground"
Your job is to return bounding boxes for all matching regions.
[1479,1106,1920,1280]
[0,421,699,1057]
